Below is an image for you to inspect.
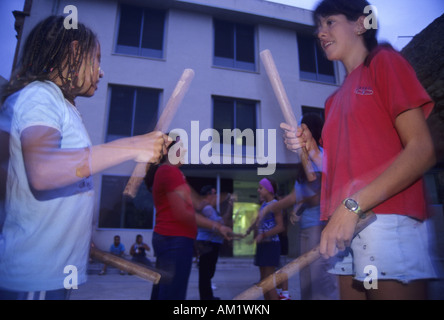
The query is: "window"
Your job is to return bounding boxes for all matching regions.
[214,19,256,71]
[302,106,325,121]
[98,175,154,229]
[106,85,160,142]
[116,4,166,58]
[213,96,257,161]
[297,33,336,83]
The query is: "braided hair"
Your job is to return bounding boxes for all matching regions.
[2,15,98,104]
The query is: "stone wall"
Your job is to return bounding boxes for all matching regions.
[401,14,444,164]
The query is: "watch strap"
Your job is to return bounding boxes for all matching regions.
[343,198,366,219]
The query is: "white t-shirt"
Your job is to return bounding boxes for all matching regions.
[0,81,94,291]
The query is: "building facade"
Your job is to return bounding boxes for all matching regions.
[16,0,346,257]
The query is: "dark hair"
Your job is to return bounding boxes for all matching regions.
[313,0,378,52]
[144,136,179,192]
[296,113,325,183]
[200,185,216,196]
[301,113,324,147]
[2,15,99,104]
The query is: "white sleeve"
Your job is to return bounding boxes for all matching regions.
[14,82,65,135]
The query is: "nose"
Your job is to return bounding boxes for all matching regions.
[316,25,327,39]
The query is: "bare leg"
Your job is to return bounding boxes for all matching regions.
[366,280,427,300]
[340,276,427,300]
[339,275,366,300]
[260,266,279,300]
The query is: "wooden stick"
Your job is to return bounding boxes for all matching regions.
[123,69,195,198]
[90,247,162,284]
[233,211,377,300]
[260,49,317,182]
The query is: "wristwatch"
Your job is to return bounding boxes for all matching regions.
[343,198,365,219]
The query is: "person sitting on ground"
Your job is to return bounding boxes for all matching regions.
[130,234,153,268]
[99,235,125,275]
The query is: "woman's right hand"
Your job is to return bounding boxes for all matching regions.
[131,131,169,164]
[280,122,313,153]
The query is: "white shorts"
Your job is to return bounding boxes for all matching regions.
[329,214,437,284]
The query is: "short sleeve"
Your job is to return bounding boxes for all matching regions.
[202,205,214,218]
[14,81,66,134]
[370,48,434,121]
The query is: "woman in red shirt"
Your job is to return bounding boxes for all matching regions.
[145,138,231,300]
[281,0,436,300]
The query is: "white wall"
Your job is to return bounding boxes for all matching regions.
[21,0,343,251]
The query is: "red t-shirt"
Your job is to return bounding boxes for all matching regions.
[321,46,434,221]
[152,165,197,238]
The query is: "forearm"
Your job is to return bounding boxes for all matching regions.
[21,126,164,190]
[88,138,139,175]
[246,218,258,234]
[195,213,222,230]
[261,225,284,239]
[307,144,323,172]
[24,142,137,190]
[273,192,297,213]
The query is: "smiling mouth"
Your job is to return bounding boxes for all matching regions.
[323,41,334,49]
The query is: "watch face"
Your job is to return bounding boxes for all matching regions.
[345,199,358,211]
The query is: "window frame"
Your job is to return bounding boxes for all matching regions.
[105,84,161,143]
[213,19,257,72]
[98,175,156,230]
[115,3,167,59]
[297,32,337,84]
[212,96,258,163]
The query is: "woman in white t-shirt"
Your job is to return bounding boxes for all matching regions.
[0,15,167,300]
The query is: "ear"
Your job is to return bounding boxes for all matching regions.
[355,16,367,35]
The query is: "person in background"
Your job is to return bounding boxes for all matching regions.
[261,113,339,299]
[246,177,284,300]
[145,137,232,300]
[99,235,126,275]
[196,185,228,300]
[130,234,153,268]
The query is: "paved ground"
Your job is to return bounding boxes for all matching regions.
[69,257,302,300]
[70,253,444,301]
[70,208,444,301]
